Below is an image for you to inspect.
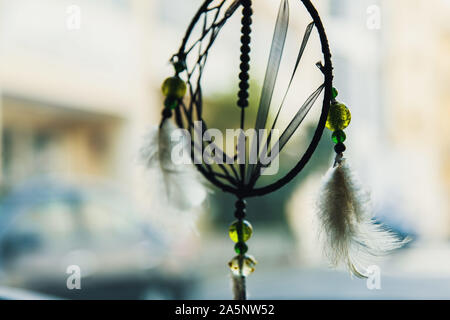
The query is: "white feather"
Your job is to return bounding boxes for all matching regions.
[316,159,408,278]
[140,120,208,211]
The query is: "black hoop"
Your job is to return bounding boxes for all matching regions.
[171,0,333,199]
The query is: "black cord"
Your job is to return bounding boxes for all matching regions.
[234,198,247,300]
[237,0,252,111]
[237,0,253,187]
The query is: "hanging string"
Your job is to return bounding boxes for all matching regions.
[230,1,254,300]
[231,199,248,300]
[237,0,253,184]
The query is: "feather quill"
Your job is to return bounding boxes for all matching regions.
[140,120,207,212]
[231,275,246,300]
[316,159,408,278]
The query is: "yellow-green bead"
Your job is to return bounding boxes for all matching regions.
[228,255,257,276]
[228,220,253,243]
[162,76,186,98]
[326,102,351,131]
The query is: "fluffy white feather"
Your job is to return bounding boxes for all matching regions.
[316,159,407,278]
[140,120,207,211]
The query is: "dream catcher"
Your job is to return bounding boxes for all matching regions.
[142,0,406,300]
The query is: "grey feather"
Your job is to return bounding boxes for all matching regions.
[140,120,207,211]
[316,159,408,278]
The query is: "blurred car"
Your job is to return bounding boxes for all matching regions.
[0,177,196,299]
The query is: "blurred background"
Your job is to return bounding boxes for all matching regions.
[0,0,449,299]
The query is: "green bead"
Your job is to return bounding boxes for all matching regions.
[331,130,346,144]
[228,255,257,276]
[162,77,186,98]
[326,102,351,131]
[228,220,253,243]
[234,242,248,255]
[332,87,338,99]
[164,96,178,110]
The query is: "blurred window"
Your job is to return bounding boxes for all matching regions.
[0,201,77,261]
[2,128,13,175]
[329,0,348,18]
[158,0,196,26]
[109,0,130,10]
[81,201,142,242]
[14,202,77,239]
[33,131,53,152]
[332,54,350,99]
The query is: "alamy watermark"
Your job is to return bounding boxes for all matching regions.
[366,5,381,30]
[66,265,81,290]
[66,5,81,30]
[170,121,280,176]
[366,265,381,290]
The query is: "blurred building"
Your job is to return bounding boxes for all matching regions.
[0,0,449,299]
[0,0,160,200]
[288,0,450,270]
[0,0,330,205]
[382,0,450,239]
[0,1,204,299]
